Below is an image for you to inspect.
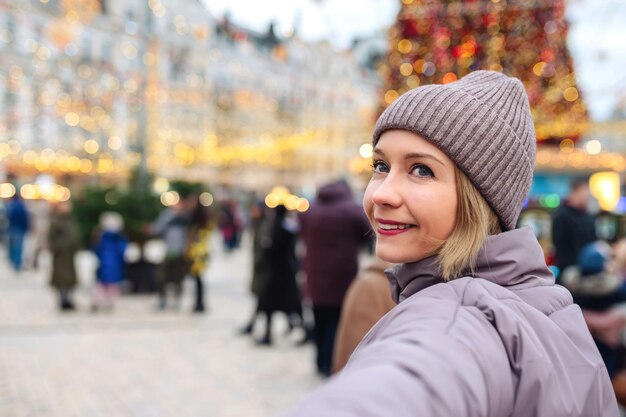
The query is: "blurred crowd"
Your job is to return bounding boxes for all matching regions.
[4,177,626,396]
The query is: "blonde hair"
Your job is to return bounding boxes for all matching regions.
[436,166,502,281]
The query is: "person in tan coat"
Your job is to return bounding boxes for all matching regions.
[332,257,395,374]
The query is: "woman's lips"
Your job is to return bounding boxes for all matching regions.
[375,218,416,236]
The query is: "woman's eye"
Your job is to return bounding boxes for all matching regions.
[411,164,434,178]
[372,160,389,173]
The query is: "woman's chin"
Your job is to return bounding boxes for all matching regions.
[375,247,410,264]
[375,244,430,264]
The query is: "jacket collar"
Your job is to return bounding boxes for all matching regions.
[386,226,555,303]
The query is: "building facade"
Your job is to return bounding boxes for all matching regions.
[0,0,381,193]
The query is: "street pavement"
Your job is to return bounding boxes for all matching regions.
[0,233,322,417]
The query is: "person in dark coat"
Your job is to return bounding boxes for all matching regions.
[298,179,371,376]
[91,212,128,312]
[255,204,302,345]
[6,194,30,272]
[48,200,80,311]
[239,199,271,334]
[552,178,596,278]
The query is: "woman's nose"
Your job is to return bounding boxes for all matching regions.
[372,176,402,208]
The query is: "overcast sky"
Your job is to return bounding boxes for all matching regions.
[202,0,626,121]
[202,0,399,48]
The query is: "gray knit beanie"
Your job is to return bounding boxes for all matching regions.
[372,70,536,231]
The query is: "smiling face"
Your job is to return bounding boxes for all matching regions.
[363,130,458,264]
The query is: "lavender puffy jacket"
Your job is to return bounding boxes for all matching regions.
[287,227,618,417]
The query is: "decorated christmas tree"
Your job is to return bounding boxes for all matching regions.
[380,0,586,144]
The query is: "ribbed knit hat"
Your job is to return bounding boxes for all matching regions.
[372,70,536,231]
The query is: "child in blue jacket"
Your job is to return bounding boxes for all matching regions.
[92,212,128,312]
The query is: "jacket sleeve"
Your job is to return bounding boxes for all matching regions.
[286,301,514,417]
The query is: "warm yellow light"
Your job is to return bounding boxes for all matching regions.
[39,184,55,200]
[80,159,93,173]
[84,139,99,154]
[97,158,113,174]
[20,184,39,200]
[0,183,16,199]
[285,195,299,211]
[533,62,546,77]
[560,138,574,153]
[65,112,80,126]
[108,135,122,150]
[153,178,170,193]
[585,140,601,155]
[265,193,280,208]
[296,198,310,212]
[40,148,55,162]
[359,144,373,159]
[413,59,426,74]
[406,75,420,88]
[397,39,412,54]
[160,191,180,206]
[442,72,458,84]
[55,186,71,202]
[23,150,37,164]
[384,90,399,105]
[563,87,579,102]
[399,62,413,77]
[270,186,290,197]
[34,159,50,172]
[590,172,620,212]
[199,192,214,207]
[68,156,81,171]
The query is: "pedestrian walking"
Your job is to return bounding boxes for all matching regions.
[91,212,128,312]
[286,71,618,416]
[239,199,271,334]
[6,194,30,272]
[48,200,80,311]
[254,205,302,345]
[25,199,50,270]
[185,194,214,313]
[150,197,190,310]
[298,179,371,376]
[218,199,243,252]
[552,178,596,278]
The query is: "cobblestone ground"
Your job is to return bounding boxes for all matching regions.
[0,234,322,417]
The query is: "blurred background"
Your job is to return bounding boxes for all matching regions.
[1,0,626,416]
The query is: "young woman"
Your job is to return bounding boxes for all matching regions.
[287,71,618,416]
[186,194,214,313]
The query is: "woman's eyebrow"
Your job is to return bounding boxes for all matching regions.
[405,152,446,167]
[373,148,446,167]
